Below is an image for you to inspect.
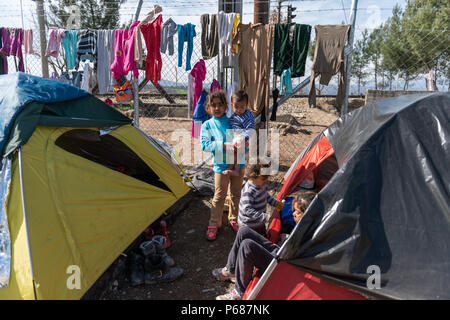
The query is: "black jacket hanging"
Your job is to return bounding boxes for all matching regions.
[270,88,280,121]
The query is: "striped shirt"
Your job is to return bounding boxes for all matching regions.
[238,180,278,228]
[77,29,97,68]
[229,109,255,140]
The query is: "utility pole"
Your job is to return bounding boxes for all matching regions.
[36,0,49,78]
[132,0,143,128]
[341,0,358,115]
[254,0,270,24]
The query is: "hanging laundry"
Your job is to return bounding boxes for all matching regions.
[134,25,145,67]
[217,11,235,72]
[187,73,195,117]
[62,30,78,70]
[273,24,311,78]
[57,71,83,88]
[97,30,115,94]
[50,71,59,80]
[76,29,97,69]
[140,14,163,84]
[0,54,6,75]
[161,17,177,56]
[46,27,66,58]
[193,89,210,128]
[110,21,140,80]
[135,5,162,65]
[189,59,206,137]
[270,88,279,121]
[0,28,24,72]
[210,79,221,92]
[201,13,218,60]
[80,60,96,93]
[177,23,196,71]
[280,68,293,95]
[0,29,7,74]
[308,24,350,108]
[231,13,240,54]
[233,23,274,116]
[23,29,34,54]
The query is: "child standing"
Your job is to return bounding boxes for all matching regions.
[237,163,284,235]
[223,90,255,176]
[201,90,245,240]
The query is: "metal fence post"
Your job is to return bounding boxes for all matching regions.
[341,0,358,115]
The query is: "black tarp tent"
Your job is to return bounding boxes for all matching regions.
[250,92,450,300]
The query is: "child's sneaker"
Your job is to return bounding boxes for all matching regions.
[212,267,236,282]
[216,288,241,300]
[206,226,218,241]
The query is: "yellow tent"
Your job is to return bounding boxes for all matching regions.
[0,125,189,299]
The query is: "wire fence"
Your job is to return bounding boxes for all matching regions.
[2,1,448,179]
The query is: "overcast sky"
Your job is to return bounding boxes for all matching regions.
[1,0,406,41]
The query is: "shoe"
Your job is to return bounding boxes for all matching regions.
[212,267,236,282]
[152,235,175,268]
[229,221,239,233]
[143,251,183,284]
[128,251,145,286]
[144,266,184,285]
[206,226,218,241]
[216,288,241,300]
[140,240,157,257]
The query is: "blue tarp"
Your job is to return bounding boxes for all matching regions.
[0,72,89,156]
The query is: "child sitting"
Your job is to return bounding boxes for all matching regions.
[213,190,317,300]
[223,90,255,176]
[237,163,284,235]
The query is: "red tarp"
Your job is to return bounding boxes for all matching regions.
[267,135,335,244]
[246,261,367,300]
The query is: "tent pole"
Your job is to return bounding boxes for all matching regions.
[18,148,38,300]
[246,258,278,300]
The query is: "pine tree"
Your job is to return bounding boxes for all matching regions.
[401,0,449,91]
[351,29,370,94]
[47,0,126,30]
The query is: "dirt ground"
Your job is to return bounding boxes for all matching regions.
[99,97,364,300]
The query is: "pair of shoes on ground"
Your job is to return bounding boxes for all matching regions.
[129,235,183,286]
[206,221,239,241]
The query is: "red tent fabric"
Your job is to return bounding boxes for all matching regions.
[267,135,335,244]
[245,261,367,300]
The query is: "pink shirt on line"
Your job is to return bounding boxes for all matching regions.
[110,21,140,80]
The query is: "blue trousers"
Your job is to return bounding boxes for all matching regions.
[226,226,280,296]
[178,23,196,71]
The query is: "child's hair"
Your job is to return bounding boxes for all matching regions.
[247,163,271,179]
[292,191,317,213]
[231,90,248,104]
[206,90,228,115]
